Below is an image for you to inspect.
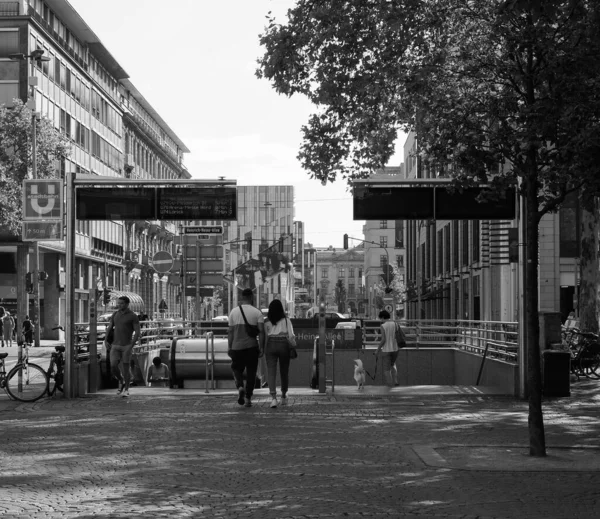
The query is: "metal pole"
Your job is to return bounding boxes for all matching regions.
[196,239,201,322]
[64,172,76,398]
[30,57,41,348]
[318,303,326,393]
[181,234,187,322]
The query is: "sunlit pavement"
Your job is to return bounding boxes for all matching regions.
[1,378,599,518]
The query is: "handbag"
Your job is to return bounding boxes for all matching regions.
[285,318,298,359]
[239,305,260,338]
[395,322,407,348]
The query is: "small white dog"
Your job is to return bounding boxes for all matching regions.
[353,359,366,390]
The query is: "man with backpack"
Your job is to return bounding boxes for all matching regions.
[375,310,406,387]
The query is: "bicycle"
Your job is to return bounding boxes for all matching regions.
[563,328,600,380]
[0,337,48,402]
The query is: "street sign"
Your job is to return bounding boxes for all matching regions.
[183,226,223,235]
[22,221,62,241]
[384,304,394,314]
[23,179,63,221]
[152,251,173,273]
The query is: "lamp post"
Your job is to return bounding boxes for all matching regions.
[9,50,51,347]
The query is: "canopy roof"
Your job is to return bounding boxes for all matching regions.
[107,291,145,313]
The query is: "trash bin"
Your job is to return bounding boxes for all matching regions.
[542,350,570,397]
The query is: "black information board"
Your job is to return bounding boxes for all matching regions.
[76,186,237,221]
[353,186,516,220]
[157,188,236,220]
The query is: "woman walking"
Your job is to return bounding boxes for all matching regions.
[264,299,295,408]
[2,311,14,348]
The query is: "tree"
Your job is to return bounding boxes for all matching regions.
[333,278,347,313]
[0,99,71,236]
[257,1,600,456]
[373,263,406,310]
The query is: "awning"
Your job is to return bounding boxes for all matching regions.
[107,291,145,313]
[406,286,449,303]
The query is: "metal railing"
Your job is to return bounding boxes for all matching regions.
[362,319,518,364]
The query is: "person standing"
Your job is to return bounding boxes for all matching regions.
[2,310,14,348]
[264,299,295,408]
[105,296,140,398]
[227,288,265,407]
[374,310,400,387]
[22,315,33,346]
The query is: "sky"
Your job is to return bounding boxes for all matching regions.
[68,0,406,248]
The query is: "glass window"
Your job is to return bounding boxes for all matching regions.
[380,236,387,248]
[0,83,18,105]
[380,255,387,267]
[379,220,387,229]
[0,61,18,80]
[348,267,354,277]
[338,267,345,278]
[322,268,329,279]
[0,31,19,57]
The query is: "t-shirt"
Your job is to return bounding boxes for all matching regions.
[264,317,294,338]
[148,363,170,387]
[380,320,398,353]
[228,304,263,350]
[110,309,139,347]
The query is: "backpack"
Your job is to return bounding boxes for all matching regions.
[395,322,407,348]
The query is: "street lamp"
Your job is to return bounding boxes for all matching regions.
[9,50,51,347]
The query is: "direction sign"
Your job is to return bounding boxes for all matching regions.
[22,221,62,241]
[152,251,173,273]
[183,226,223,235]
[23,179,63,221]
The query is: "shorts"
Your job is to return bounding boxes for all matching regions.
[382,350,399,371]
[109,344,133,366]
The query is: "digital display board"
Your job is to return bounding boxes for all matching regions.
[353,187,434,220]
[353,186,516,220]
[76,187,237,221]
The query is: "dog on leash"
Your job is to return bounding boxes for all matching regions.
[353,359,366,390]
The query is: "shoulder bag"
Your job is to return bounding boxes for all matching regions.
[395,321,407,348]
[239,305,260,338]
[285,318,298,359]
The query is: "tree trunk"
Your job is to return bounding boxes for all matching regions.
[525,178,546,457]
[579,193,599,334]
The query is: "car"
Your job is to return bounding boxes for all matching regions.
[334,321,359,330]
[211,315,229,322]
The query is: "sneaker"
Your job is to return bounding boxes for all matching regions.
[237,387,245,406]
[280,397,288,406]
[121,389,129,398]
[270,398,278,408]
[244,397,252,407]
[116,382,124,396]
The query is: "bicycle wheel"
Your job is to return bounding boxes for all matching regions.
[6,363,48,402]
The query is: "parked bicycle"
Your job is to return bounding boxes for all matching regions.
[0,336,48,402]
[563,328,600,380]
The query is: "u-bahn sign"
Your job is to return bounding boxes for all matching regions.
[23,179,63,220]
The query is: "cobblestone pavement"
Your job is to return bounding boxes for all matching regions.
[0,380,599,518]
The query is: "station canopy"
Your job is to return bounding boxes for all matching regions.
[107,291,145,313]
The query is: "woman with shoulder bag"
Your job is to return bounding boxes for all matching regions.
[264,299,296,408]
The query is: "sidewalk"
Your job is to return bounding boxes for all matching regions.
[0,376,599,518]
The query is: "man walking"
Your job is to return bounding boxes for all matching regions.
[105,296,140,398]
[228,288,265,407]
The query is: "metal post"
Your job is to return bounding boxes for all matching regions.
[30,58,41,347]
[64,172,76,398]
[518,189,528,399]
[196,239,201,322]
[181,234,187,322]
[88,288,97,393]
[318,303,326,393]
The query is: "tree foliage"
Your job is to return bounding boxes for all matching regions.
[257,0,600,457]
[0,99,71,236]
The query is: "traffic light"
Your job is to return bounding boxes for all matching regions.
[343,234,348,250]
[25,272,34,294]
[38,271,48,281]
[246,237,252,254]
[103,288,111,305]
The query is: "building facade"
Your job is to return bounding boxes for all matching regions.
[0,0,189,337]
